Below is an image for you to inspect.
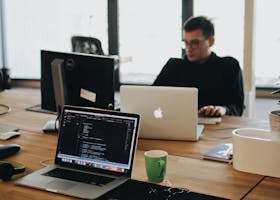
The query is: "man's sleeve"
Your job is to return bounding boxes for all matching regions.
[224,59,245,116]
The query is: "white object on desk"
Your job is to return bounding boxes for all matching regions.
[42,120,59,132]
[202,143,232,163]
[0,131,21,140]
[198,116,222,125]
[232,128,280,178]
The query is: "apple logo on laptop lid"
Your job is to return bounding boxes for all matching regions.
[153,107,163,119]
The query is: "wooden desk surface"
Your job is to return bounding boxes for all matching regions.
[0,130,262,200]
[244,177,280,200]
[138,115,269,159]
[0,88,278,200]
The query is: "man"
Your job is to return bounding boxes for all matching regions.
[153,16,244,116]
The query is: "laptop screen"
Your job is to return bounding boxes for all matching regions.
[55,106,139,175]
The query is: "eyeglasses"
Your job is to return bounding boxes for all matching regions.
[183,38,206,49]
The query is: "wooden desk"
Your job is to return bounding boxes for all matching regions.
[0,88,56,132]
[0,131,262,200]
[0,88,278,200]
[244,177,280,200]
[138,116,269,159]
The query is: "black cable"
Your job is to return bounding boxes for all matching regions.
[0,104,11,115]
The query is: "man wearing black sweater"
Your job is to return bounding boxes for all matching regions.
[153,16,244,116]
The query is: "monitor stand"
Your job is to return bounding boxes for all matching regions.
[25,104,56,115]
[40,102,115,133]
[42,120,59,133]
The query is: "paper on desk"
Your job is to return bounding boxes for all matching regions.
[80,88,96,103]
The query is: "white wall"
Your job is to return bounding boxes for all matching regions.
[3,0,108,79]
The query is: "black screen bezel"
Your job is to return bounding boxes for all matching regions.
[55,105,140,177]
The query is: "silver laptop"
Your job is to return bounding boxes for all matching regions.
[120,86,204,141]
[16,105,140,200]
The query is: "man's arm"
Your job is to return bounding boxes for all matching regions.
[199,58,245,117]
[222,58,245,116]
[225,60,244,116]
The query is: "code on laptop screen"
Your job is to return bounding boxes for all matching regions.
[56,109,138,173]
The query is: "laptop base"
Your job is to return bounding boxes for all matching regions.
[16,165,127,200]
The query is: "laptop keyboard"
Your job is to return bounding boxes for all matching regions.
[43,168,115,186]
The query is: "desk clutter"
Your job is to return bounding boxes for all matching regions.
[202,143,232,163]
[0,144,21,159]
[0,131,21,140]
[1,87,280,199]
[232,128,280,178]
[0,160,26,181]
[0,124,20,140]
[97,179,228,200]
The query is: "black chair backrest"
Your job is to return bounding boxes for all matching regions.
[71,36,104,55]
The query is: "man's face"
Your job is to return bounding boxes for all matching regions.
[183,29,214,62]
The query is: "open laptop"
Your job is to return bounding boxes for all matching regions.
[16,105,140,200]
[120,86,204,141]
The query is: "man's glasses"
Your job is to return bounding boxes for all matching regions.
[183,38,206,49]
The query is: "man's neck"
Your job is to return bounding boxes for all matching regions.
[198,55,211,64]
[199,50,213,63]
[191,52,212,64]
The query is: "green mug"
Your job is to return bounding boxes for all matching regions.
[144,150,168,183]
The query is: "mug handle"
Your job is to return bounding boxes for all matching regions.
[158,160,165,178]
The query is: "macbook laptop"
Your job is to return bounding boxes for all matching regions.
[120,86,204,141]
[16,105,140,199]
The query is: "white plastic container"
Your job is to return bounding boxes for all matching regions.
[232,128,280,178]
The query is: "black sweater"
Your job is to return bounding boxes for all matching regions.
[153,52,244,116]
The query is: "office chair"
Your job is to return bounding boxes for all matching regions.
[71,36,105,55]
[71,36,120,91]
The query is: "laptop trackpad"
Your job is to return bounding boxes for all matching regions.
[46,180,76,191]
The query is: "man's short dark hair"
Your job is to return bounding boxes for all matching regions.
[183,16,214,38]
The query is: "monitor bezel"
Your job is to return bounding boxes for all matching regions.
[41,50,116,112]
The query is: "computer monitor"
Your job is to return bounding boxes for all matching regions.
[41,50,116,112]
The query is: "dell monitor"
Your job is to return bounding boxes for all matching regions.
[41,50,116,112]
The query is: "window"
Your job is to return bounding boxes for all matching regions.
[194,0,244,68]
[3,0,108,79]
[119,0,182,84]
[255,0,280,88]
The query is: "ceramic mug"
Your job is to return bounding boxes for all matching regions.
[144,150,168,183]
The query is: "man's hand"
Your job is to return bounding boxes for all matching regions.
[198,105,226,117]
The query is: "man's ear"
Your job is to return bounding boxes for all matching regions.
[208,36,215,47]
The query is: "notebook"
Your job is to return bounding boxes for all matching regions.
[16,105,140,200]
[120,86,204,141]
[202,143,233,163]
